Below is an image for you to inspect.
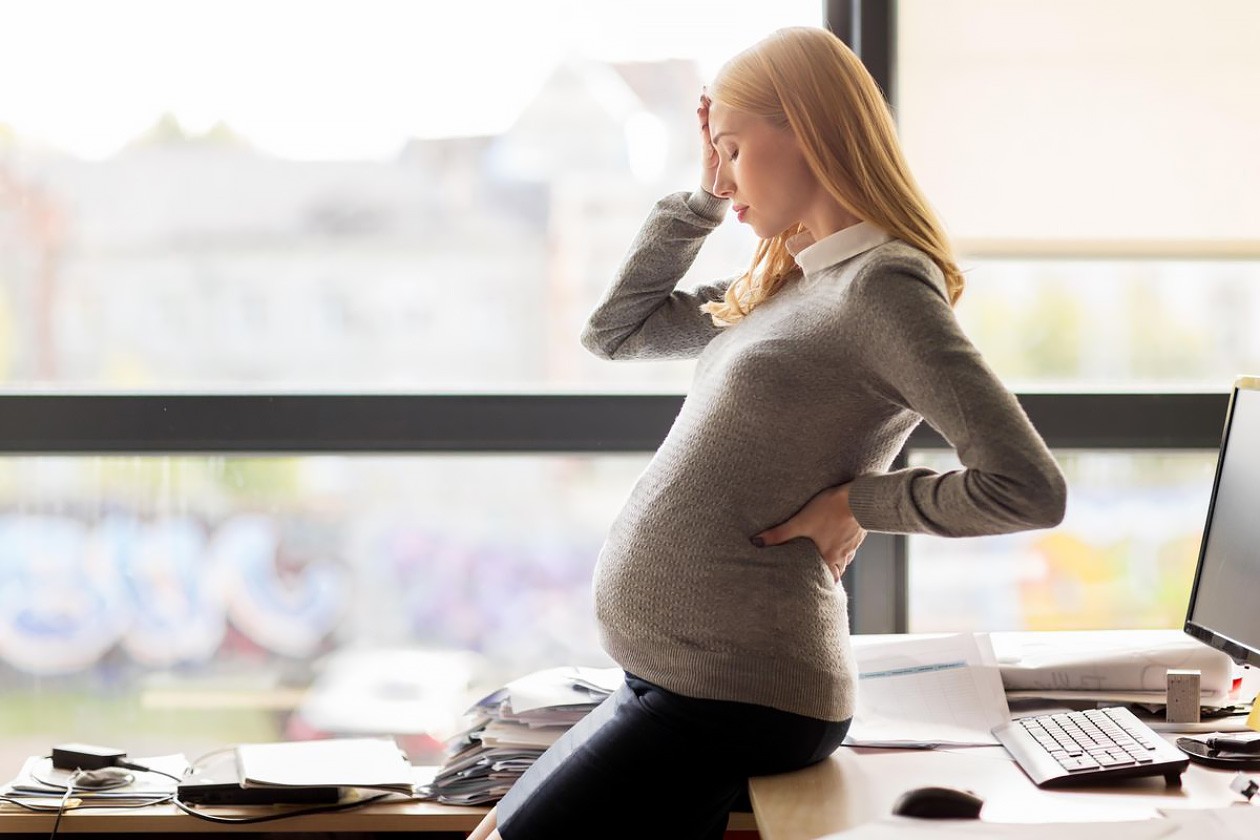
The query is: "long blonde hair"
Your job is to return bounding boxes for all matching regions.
[701,26,963,326]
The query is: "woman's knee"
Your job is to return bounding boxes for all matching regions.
[466,805,498,840]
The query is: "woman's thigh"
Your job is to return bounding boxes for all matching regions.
[496,674,850,840]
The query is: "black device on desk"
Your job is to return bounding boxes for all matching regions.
[891,785,985,819]
[177,750,340,805]
[1180,377,1260,704]
[997,375,1260,787]
[1177,375,1260,768]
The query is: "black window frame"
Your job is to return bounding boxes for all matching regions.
[0,391,1230,635]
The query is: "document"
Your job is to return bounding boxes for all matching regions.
[814,803,1259,839]
[1158,805,1260,839]
[818,817,1181,840]
[234,736,415,793]
[845,633,1010,748]
[990,629,1236,700]
[501,665,623,717]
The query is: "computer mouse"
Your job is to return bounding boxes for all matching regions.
[890,785,985,819]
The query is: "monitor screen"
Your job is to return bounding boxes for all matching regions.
[1184,376,1260,668]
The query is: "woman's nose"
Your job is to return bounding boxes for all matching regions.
[712,171,735,199]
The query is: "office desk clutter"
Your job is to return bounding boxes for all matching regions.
[991,629,1239,709]
[846,633,1011,748]
[1,752,188,810]
[425,665,622,805]
[813,630,1253,752]
[0,736,425,832]
[844,630,1258,789]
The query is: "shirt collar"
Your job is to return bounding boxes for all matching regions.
[787,221,893,277]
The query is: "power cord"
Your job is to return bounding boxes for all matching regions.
[169,790,394,824]
[115,760,184,783]
[29,755,175,840]
[166,747,401,824]
[44,767,153,840]
[29,748,409,830]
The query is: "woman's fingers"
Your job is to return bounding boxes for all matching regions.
[697,87,719,193]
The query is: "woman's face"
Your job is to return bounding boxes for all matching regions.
[706,101,820,238]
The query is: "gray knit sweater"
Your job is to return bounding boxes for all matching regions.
[580,190,1067,722]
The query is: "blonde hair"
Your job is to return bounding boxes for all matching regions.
[701,26,963,326]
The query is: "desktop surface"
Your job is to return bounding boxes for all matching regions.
[748,732,1251,840]
[0,773,760,836]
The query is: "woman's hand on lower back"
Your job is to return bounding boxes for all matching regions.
[752,483,867,582]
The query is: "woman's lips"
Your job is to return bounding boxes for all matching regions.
[734,205,748,222]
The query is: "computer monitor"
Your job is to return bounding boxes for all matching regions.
[1183,375,1260,672]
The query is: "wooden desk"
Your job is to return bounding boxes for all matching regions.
[0,797,485,836]
[748,739,1247,840]
[0,795,759,836]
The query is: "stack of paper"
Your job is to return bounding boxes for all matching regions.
[990,629,1239,706]
[425,666,622,805]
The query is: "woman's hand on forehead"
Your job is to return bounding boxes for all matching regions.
[698,86,720,196]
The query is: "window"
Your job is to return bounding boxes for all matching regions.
[896,0,1260,389]
[0,0,824,391]
[907,450,1216,632]
[0,451,642,769]
[892,0,1256,630]
[0,0,826,768]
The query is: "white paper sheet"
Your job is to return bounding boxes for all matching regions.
[990,629,1236,698]
[818,817,1180,840]
[846,633,1011,747]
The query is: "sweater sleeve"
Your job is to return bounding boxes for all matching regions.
[579,190,736,361]
[845,256,1067,537]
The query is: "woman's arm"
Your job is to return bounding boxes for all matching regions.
[579,189,736,361]
[845,257,1068,536]
[580,92,736,361]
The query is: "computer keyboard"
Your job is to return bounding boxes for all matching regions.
[992,706,1189,788]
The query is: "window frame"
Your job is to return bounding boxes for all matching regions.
[0,390,1230,635]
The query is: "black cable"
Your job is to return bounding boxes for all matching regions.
[169,791,394,824]
[116,760,185,783]
[0,797,69,814]
[0,794,174,812]
[23,755,172,838]
[30,748,406,828]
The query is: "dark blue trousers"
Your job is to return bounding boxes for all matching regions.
[497,672,851,840]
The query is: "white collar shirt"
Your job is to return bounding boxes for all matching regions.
[787,222,894,280]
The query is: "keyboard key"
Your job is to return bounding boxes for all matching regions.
[1095,754,1136,767]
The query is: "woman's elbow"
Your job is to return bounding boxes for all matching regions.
[579,324,615,360]
[1023,464,1068,530]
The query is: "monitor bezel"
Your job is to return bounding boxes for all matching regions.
[1183,375,1260,669]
